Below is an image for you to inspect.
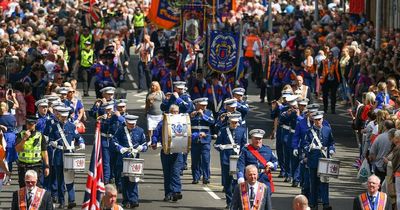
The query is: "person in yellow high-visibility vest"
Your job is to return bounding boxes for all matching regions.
[133,7,145,46]
[78,41,95,97]
[15,116,49,188]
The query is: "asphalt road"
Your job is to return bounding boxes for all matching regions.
[0,51,365,209]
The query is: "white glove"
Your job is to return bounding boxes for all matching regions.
[49,141,58,148]
[267,162,274,168]
[293,149,298,157]
[120,147,129,154]
[235,80,240,86]
[238,177,245,184]
[79,143,85,150]
[136,145,143,152]
[219,145,226,150]
[329,150,335,156]
[218,81,222,86]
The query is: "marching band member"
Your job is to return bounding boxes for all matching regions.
[90,87,117,118]
[188,69,206,100]
[204,73,228,116]
[214,114,247,208]
[115,99,128,117]
[302,111,335,210]
[35,99,50,133]
[320,52,340,114]
[151,105,183,202]
[47,106,85,209]
[161,81,193,114]
[112,115,147,208]
[232,88,249,127]
[15,116,49,188]
[98,101,124,185]
[190,98,215,185]
[237,129,278,196]
[216,99,242,132]
[280,95,299,185]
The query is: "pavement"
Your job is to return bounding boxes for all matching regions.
[0,50,365,209]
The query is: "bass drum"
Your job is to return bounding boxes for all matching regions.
[162,113,192,154]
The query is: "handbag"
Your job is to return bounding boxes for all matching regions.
[76,121,86,134]
[357,158,371,182]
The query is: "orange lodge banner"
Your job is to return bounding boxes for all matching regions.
[148,0,180,29]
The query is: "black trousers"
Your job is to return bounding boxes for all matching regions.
[17,161,43,188]
[322,80,339,112]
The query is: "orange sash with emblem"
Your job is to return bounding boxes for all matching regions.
[240,182,266,210]
[18,187,45,210]
[359,192,387,210]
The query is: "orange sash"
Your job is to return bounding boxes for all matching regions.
[359,192,387,210]
[239,182,266,210]
[18,187,45,210]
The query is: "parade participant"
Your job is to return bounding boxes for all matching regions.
[293,75,312,102]
[204,73,228,116]
[110,99,125,117]
[11,170,53,210]
[320,51,340,114]
[78,41,94,97]
[270,89,292,178]
[353,175,391,210]
[292,194,310,210]
[190,98,215,184]
[237,129,278,195]
[188,69,206,100]
[112,115,147,208]
[92,54,108,99]
[244,28,262,86]
[214,114,247,208]
[160,66,181,94]
[35,99,50,133]
[15,116,50,188]
[79,27,93,51]
[271,59,285,101]
[90,87,117,118]
[135,34,154,92]
[47,106,85,209]
[232,88,249,126]
[97,101,124,185]
[302,111,335,210]
[133,8,145,46]
[151,105,183,202]
[101,184,123,210]
[66,87,85,124]
[280,95,300,184]
[161,81,192,114]
[231,165,272,210]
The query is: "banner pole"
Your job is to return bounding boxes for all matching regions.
[235,20,243,83]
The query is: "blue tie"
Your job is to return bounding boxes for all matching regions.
[369,195,375,210]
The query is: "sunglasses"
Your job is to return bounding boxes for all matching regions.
[25,181,36,184]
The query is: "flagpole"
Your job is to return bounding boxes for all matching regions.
[235,20,243,82]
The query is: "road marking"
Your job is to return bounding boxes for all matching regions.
[203,186,221,200]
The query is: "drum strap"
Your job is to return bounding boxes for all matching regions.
[310,129,327,158]
[247,145,275,192]
[56,123,73,151]
[124,126,134,148]
[226,127,239,155]
[211,85,222,112]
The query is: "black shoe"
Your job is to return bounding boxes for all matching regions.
[123,203,131,208]
[58,203,65,209]
[163,195,172,202]
[172,192,182,201]
[52,197,58,204]
[192,180,199,184]
[323,205,332,210]
[203,179,210,184]
[183,166,188,170]
[331,110,336,114]
[225,205,230,209]
[131,202,139,207]
[67,202,76,209]
[83,93,89,97]
[283,177,289,182]
[291,182,299,187]
[260,99,265,103]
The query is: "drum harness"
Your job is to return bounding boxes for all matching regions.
[309,128,327,158]
[211,85,223,113]
[214,128,240,155]
[123,126,146,156]
[56,123,75,152]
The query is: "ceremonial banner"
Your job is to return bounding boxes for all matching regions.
[349,0,364,14]
[208,31,239,73]
[182,10,204,45]
[148,0,180,29]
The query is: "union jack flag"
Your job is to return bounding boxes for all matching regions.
[82,122,105,210]
[81,0,101,26]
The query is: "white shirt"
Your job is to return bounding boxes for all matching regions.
[26,186,37,203]
[247,181,259,201]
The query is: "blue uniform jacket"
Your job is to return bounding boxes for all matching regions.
[236,101,249,120]
[191,109,215,144]
[214,126,247,165]
[237,145,278,183]
[36,113,50,133]
[112,125,147,159]
[272,63,284,87]
[48,120,84,166]
[161,93,193,113]
[151,121,163,145]
[89,99,117,118]
[215,110,243,130]
[302,125,335,168]
[100,114,125,148]
[292,117,330,150]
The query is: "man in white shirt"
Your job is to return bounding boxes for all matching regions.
[353,175,391,210]
[231,165,272,210]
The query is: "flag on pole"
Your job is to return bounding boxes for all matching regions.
[82,122,105,210]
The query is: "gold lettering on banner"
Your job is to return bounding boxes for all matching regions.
[159,9,180,21]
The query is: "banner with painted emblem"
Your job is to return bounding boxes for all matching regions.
[208,31,239,73]
[147,0,180,29]
[182,9,204,45]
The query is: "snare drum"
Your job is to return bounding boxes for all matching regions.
[317,158,340,178]
[229,155,239,175]
[162,113,192,154]
[122,158,144,177]
[63,153,85,171]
